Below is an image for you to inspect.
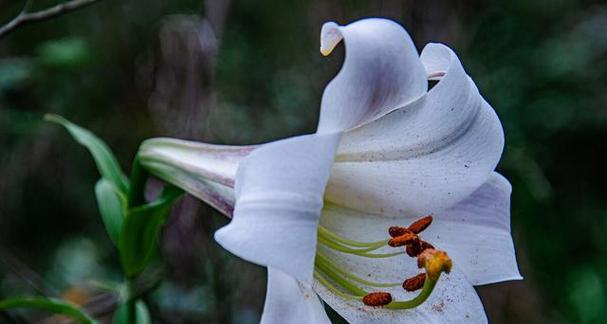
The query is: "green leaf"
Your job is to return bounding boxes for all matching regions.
[38,38,91,69]
[95,178,126,244]
[119,186,182,277]
[44,114,129,194]
[113,299,151,324]
[0,297,97,324]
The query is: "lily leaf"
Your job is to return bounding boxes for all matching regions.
[44,114,129,194]
[119,186,182,277]
[95,178,126,244]
[113,300,151,324]
[0,297,97,324]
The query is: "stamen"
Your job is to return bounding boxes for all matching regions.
[407,215,433,234]
[402,273,426,292]
[318,225,387,248]
[405,240,434,257]
[315,256,367,296]
[318,236,403,258]
[314,271,360,301]
[388,232,418,247]
[386,277,438,310]
[314,219,452,311]
[316,251,400,288]
[362,292,392,306]
[388,226,411,238]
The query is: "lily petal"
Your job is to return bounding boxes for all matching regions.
[214,133,341,283]
[138,138,254,216]
[317,18,427,134]
[316,204,487,324]
[428,172,522,285]
[261,268,331,324]
[327,43,504,217]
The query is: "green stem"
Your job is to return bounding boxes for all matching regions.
[127,156,147,208]
[126,280,137,323]
[387,277,438,309]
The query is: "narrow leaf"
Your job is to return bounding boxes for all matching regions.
[45,114,129,194]
[95,178,126,244]
[0,297,97,324]
[119,186,182,277]
[113,300,151,324]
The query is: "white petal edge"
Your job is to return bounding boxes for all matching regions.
[316,204,488,324]
[327,43,505,217]
[261,268,331,324]
[428,172,522,285]
[317,18,427,134]
[214,132,341,284]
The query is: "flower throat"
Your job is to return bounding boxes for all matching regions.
[314,215,452,309]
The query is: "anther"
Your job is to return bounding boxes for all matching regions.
[408,215,433,234]
[402,273,426,292]
[417,249,452,281]
[405,240,435,257]
[388,226,411,238]
[388,232,417,247]
[362,292,392,306]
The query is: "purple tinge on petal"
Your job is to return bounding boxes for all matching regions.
[139,137,256,217]
[317,18,427,134]
[327,43,504,218]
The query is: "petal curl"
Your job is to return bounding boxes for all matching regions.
[327,43,504,217]
[261,268,331,324]
[138,138,253,216]
[316,204,487,324]
[317,18,427,133]
[214,133,341,283]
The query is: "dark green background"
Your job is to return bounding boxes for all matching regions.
[1,0,606,323]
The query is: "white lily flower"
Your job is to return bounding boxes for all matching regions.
[139,18,522,324]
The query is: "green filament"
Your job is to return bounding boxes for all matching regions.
[313,224,443,311]
[314,257,367,296]
[387,277,438,310]
[315,251,400,288]
[318,225,388,247]
[313,271,361,301]
[318,235,404,258]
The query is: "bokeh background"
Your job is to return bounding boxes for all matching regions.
[1,0,607,323]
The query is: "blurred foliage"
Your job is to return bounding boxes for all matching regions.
[1,0,607,323]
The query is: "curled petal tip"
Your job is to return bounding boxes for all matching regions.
[320,21,343,56]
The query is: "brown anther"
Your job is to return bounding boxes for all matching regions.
[420,240,434,251]
[417,249,453,281]
[408,215,433,234]
[362,292,392,306]
[406,240,435,257]
[388,226,411,238]
[402,273,426,292]
[388,232,418,247]
[406,243,420,257]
